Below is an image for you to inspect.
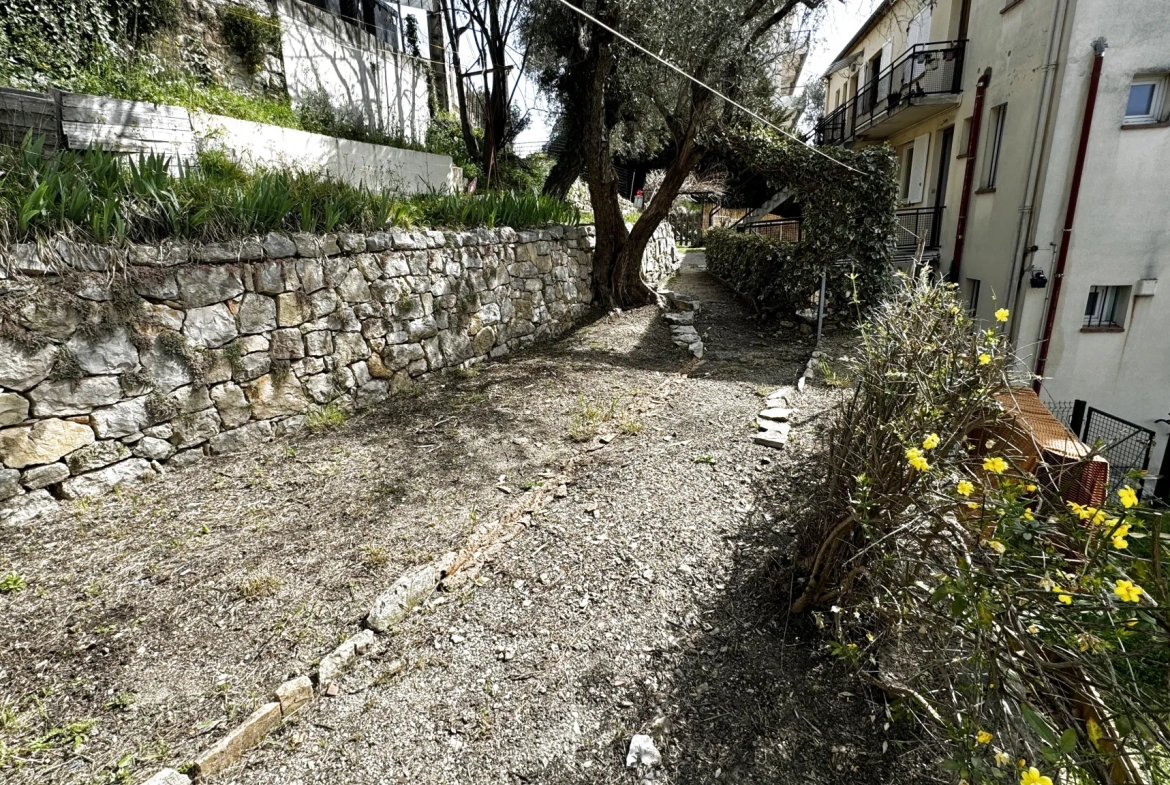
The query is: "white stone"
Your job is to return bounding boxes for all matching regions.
[28,376,122,416]
[0,489,55,524]
[59,458,156,499]
[0,339,57,391]
[21,462,69,489]
[65,326,139,375]
[626,735,662,768]
[183,304,238,348]
[92,398,152,439]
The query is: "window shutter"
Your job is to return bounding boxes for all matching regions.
[908,134,929,204]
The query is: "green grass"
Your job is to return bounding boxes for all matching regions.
[0,573,26,593]
[0,136,580,245]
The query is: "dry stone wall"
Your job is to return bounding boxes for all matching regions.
[0,222,679,519]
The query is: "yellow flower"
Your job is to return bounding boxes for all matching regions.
[983,456,1009,474]
[987,540,1006,554]
[1020,767,1054,785]
[979,353,992,365]
[1114,579,1144,603]
[905,447,930,471]
[1057,593,1072,605]
[1023,507,1034,521]
[1118,486,1138,509]
[1113,523,1131,538]
[1026,483,1038,492]
[976,729,994,744]
[995,308,1010,322]
[957,480,975,497]
[923,433,941,450]
[967,502,981,510]
[1113,536,1129,550]
[995,750,1012,767]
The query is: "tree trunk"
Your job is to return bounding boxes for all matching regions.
[608,133,702,306]
[543,141,584,199]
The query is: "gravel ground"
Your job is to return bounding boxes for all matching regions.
[0,254,928,784]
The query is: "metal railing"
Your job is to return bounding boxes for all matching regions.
[816,40,966,146]
[1053,400,1157,497]
[737,218,803,242]
[895,206,944,253]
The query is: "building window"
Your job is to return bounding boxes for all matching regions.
[983,104,1007,188]
[967,278,981,313]
[1083,285,1129,328]
[898,143,916,202]
[1125,75,1168,125]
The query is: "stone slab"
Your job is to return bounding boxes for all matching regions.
[191,701,282,777]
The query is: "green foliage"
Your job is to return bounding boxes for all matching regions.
[219,4,281,75]
[0,137,580,244]
[0,0,178,87]
[798,274,1170,783]
[705,132,897,320]
[426,113,483,181]
[415,190,579,229]
[306,402,347,432]
[0,572,26,593]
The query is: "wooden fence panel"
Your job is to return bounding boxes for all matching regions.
[0,87,63,149]
[60,93,197,167]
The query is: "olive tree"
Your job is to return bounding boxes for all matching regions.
[524,0,823,307]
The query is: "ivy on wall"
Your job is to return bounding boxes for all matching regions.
[0,0,179,85]
[705,130,899,319]
[219,4,282,75]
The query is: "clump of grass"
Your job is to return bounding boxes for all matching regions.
[816,358,852,388]
[0,573,27,593]
[238,571,281,600]
[306,402,346,432]
[359,545,389,569]
[693,453,716,464]
[568,395,641,441]
[48,346,83,384]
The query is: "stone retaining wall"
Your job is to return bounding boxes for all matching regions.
[0,222,679,518]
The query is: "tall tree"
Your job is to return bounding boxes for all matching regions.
[525,0,823,307]
[441,0,528,188]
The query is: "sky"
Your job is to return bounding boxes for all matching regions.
[510,0,884,149]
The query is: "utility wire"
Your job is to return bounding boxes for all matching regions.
[547,0,860,174]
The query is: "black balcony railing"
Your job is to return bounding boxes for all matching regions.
[816,40,966,146]
[737,218,803,242]
[895,206,943,253]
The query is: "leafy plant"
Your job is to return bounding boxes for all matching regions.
[797,273,1170,783]
[219,4,281,75]
[0,572,26,593]
[306,402,346,432]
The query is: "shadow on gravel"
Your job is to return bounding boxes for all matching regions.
[638,439,934,784]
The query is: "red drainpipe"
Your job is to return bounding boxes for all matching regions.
[950,68,992,282]
[1033,39,1107,393]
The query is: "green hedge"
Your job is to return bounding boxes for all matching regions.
[705,228,887,319]
[706,131,898,320]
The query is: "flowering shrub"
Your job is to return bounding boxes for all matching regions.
[795,273,1170,783]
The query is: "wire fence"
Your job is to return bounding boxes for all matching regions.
[1049,400,1156,496]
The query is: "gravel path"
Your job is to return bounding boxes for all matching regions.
[1,254,926,784]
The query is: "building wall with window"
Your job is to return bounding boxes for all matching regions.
[819,0,1170,491]
[1011,0,1170,487]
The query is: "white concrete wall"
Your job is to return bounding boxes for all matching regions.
[191,112,461,194]
[276,0,432,144]
[1017,0,1170,488]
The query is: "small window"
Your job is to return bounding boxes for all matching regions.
[1125,76,1167,125]
[967,278,981,313]
[1083,285,1130,328]
[983,104,1007,188]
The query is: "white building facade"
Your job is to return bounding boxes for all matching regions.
[817,0,1170,498]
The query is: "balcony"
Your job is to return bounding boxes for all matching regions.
[816,40,966,146]
[894,206,944,259]
[737,218,803,242]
